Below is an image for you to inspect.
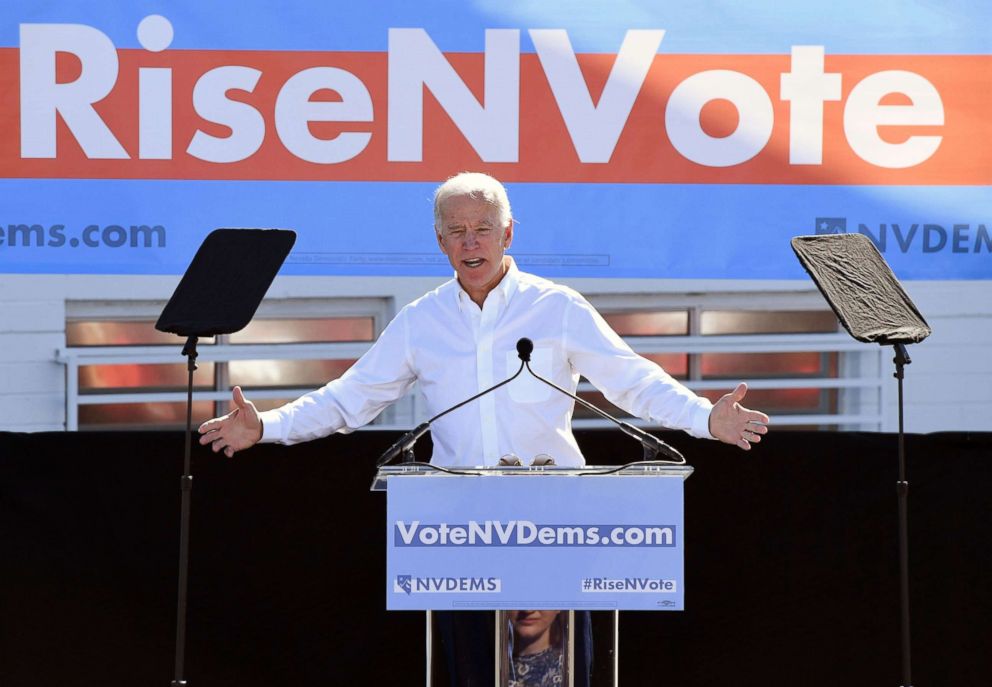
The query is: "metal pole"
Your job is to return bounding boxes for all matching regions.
[171,336,198,686]
[893,343,912,687]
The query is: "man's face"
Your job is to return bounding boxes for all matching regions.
[436,194,513,303]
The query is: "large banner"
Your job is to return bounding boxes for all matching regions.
[1,3,989,279]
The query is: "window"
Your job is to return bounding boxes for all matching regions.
[694,309,839,420]
[61,299,387,430]
[58,293,883,433]
[575,292,879,431]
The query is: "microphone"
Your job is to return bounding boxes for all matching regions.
[516,337,533,362]
[376,354,529,467]
[514,338,684,462]
[375,421,431,467]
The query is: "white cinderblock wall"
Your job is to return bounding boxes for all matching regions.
[1,274,989,434]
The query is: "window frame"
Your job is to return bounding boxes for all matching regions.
[58,298,393,430]
[581,291,884,431]
[57,291,886,432]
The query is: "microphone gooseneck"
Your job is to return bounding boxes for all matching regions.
[514,336,684,463]
[376,356,528,467]
[377,336,685,466]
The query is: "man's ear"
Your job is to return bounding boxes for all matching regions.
[436,230,448,255]
[502,220,514,250]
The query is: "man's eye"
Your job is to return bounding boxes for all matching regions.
[477,227,492,235]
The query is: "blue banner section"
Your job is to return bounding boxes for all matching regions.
[1,2,989,279]
[2,179,988,279]
[385,475,686,611]
[2,1,989,53]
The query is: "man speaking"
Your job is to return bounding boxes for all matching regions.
[198,171,770,685]
[199,171,769,461]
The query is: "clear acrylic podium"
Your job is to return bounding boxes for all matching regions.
[372,463,693,686]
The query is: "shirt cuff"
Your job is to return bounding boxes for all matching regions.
[257,409,285,443]
[689,399,716,440]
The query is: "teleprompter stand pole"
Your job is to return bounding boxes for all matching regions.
[893,343,912,687]
[791,234,930,687]
[156,228,296,685]
[171,336,198,687]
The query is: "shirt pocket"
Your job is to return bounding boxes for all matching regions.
[506,347,553,403]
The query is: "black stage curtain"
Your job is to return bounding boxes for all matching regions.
[1,430,989,686]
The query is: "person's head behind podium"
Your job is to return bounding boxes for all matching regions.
[433,172,515,308]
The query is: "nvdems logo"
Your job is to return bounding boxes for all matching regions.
[396,575,413,594]
[393,575,501,595]
[815,217,848,235]
[815,217,991,254]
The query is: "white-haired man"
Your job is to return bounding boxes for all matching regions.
[199,172,768,462]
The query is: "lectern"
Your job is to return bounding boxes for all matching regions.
[372,463,693,686]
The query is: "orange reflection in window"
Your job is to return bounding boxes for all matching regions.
[701,352,836,379]
[72,314,377,429]
[230,318,374,344]
[700,387,836,414]
[701,311,837,335]
[603,311,688,336]
[228,359,355,388]
[67,320,199,346]
[79,401,215,428]
[79,362,216,391]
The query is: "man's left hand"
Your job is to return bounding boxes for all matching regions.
[709,383,770,450]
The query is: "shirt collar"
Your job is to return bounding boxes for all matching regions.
[455,257,520,312]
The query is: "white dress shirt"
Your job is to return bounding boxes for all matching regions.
[258,260,714,466]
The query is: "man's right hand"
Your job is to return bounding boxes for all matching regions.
[198,386,262,458]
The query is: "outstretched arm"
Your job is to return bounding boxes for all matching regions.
[198,386,262,457]
[708,383,770,450]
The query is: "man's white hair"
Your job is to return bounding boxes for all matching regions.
[433,172,513,234]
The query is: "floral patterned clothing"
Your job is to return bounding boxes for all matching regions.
[509,647,563,687]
